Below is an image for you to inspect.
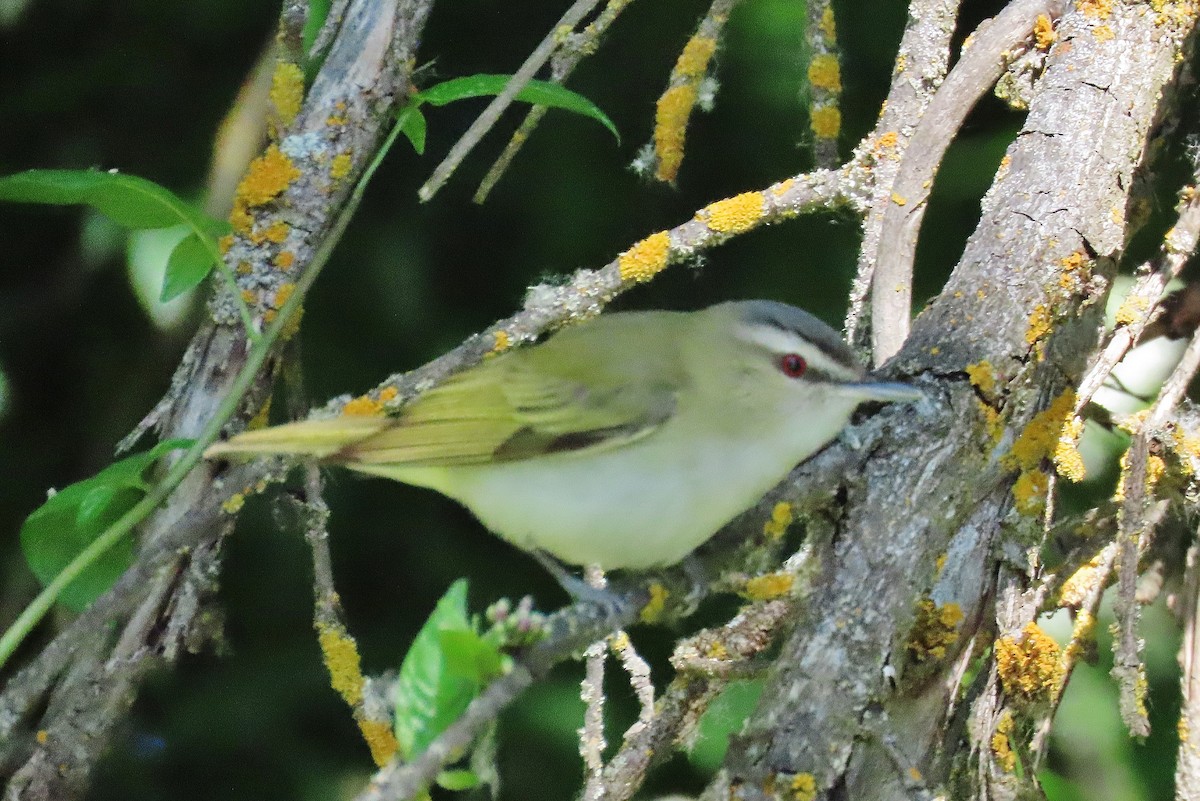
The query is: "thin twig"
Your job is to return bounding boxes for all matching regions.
[1177,540,1200,797]
[870,0,1069,364]
[474,0,637,203]
[418,0,605,202]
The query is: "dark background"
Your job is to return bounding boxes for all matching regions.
[0,1,1182,798]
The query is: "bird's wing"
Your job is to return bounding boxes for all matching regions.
[340,351,678,467]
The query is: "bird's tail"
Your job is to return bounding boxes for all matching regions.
[203,416,391,461]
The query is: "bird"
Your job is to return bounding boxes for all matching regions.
[205,300,921,570]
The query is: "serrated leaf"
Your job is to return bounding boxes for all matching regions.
[0,169,217,231]
[397,106,428,155]
[416,75,619,142]
[161,231,219,302]
[20,439,194,612]
[395,579,505,759]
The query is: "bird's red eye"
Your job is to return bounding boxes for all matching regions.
[780,353,807,378]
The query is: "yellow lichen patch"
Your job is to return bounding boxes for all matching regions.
[701,192,766,235]
[995,622,1064,703]
[35,729,48,745]
[810,105,841,140]
[1078,0,1113,17]
[218,234,234,254]
[1093,24,1115,42]
[966,360,999,399]
[317,621,365,707]
[273,282,296,310]
[1115,293,1150,326]
[790,773,817,801]
[236,144,301,207]
[221,492,246,514]
[270,61,305,128]
[935,552,948,575]
[274,250,296,269]
[1054,416,1087,482]
[1003,389,1076,473]
[1170,426,1200,474]
[743,571,794,600]
[1025,304,1053,359]
[1064,610,1096,661]
[991,709,1017,772]
[907,597,964,662]
[771,178,795,197]
[236,261,253,275]
[358,718,399,767]
[240,288,257,305]
[875,130,899,155]
[891,192,907,206]
[247,395,273,432]
[1012,469,1049,515]
[1060,555,1105,608]
[705,640,729,660]
[820,6,836,40]
[763,501,794,540]
[264,221,290,243]
[379,386,399,404]
[639,582,669,624]
[807,54,842,93]
[654,84,697,183]
[229,203,254,235]
[678,35,717,78]
[1034,14,1056,49]
[618,231,671,283]
[343,394,385,417]
[978,401,1004,447]
[330,152,353,181]
[492,329,512,354]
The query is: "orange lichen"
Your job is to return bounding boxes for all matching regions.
[1078,0,1113,17]
[264,221,289,243]
[763,501,794,540]
[358,718,399,767]
[810,106,841,140]
[995,622,1064,703]
[907,597,964,662]
[1025,304,1053,359]
[270,61,305,128]
[1064,610,1096,662]
[343,394,385,417]
[991,710,1017,772]
[273,250,296,269]
[1004,389,1076,472]
[229,203,254,235]
[1114,293,1150,326]
[743,572,794,600]
[654,85,698,183]
[317,621,365,707]
[236,144,301,207]
[876,130,899,152]
[218,234,234,254]
[378,386,399,404]
[240,288,257,305]
[701,192,765,235]
[35,730,48,745]
[273,282,296,310]
[891,192,908,206]
[618,231,671,283]
[330,153,353,181]
[1034,14,1056,48]
[807,54,842,92]
[492,329,512,354]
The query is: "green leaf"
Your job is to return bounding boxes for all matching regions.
[0,169,217,231]
[394,580,506,759]
[416,75,619,142]
[435,770,479,791]
[397,106,427,155]
[161,228,224,302]
[20,439,194,611]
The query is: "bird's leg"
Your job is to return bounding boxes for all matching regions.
[531,550,629,618]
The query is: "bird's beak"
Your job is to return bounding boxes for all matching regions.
[844,380,925,403]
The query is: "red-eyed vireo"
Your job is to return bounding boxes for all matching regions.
[205,300,921,569]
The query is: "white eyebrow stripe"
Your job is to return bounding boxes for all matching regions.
[739,324,863,381]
